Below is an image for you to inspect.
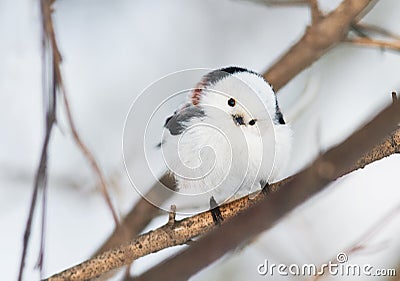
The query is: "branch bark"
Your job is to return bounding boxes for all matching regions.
[309,0,322,24]
[94,174,175,255]
[263,0,377,91]
[345,37,400,51]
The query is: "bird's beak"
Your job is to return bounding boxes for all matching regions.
[232,114,245,126]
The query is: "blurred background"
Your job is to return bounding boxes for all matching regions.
[1,0,400,280]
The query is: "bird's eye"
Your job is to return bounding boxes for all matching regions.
[249,119,257,126]
[228,98,236,107]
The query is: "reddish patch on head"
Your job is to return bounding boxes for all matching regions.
[191,88,202,105]
[191,80,206,105]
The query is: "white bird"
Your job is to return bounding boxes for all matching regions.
[160,67,292,222]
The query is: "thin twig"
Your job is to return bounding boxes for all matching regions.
[19,1,120,279]
[18,0,57,280]
[94,173,175,256]
[45,0,120,227]
[309,0,322,24]
[43,0,120,226]
[18,125,54,281]
[61,92,120,226]
[345,37,400,51]
[352,22,400,41]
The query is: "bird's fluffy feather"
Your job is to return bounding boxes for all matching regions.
[161,68,292,206]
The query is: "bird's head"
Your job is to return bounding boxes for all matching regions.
[190,67,285,135]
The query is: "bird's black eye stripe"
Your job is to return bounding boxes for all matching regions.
[228,98,236,107]
[249,119,256,126]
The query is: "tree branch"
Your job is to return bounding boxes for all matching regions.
[263,0,377,91]
[344,37,400,51]
[62,91,120,226]
[132,96,400,281]
[94,174,175,256]
[18,1,58,279]
[20,0,120,278]
[309,0,322,24]
[351,22,400,41]
[42,0,121,227]
[44,99,400,280]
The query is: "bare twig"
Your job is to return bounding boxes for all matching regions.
[19,1,120,279]
[309,0,322,23]
[94,173,175,256]
[352,22,400,41]
[42,0,120,226]
[61,93,120,225]
[19,123,54,281]
[263,0,377,91]
[44,0,120,227]
[345,37,400,51]
[347,20,400,52]
[89,174,175,281]
[18,1,57,280]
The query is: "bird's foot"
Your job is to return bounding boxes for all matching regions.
[209,196,223,225]
[261,182,271,196]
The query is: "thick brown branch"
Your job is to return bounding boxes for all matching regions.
[354,129,400,170]
[263,0,376,91]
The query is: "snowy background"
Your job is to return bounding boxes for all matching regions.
[1,0,400,280]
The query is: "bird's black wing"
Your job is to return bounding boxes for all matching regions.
[164,105,205,136]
